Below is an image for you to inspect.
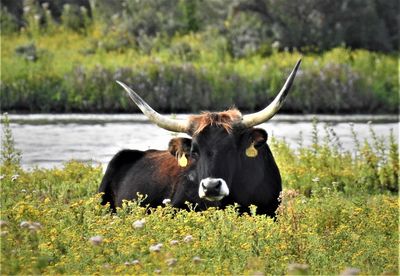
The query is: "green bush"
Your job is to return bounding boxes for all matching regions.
[1,30,398,113]
[270,120,399,195]
[0,17,398,113]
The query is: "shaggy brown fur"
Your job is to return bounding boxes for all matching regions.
[147,151,184,178]
[188,109,242,135]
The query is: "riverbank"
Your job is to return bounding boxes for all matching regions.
[1,29,398,114]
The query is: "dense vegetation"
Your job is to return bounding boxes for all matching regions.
[2,0,398,52]
[1,114,398,274]
[1,0,399,113]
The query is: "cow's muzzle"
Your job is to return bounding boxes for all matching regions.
[198,177,229,201]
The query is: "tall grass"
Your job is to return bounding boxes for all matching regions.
[1,25,398,113]
[0,114,398,274]
[270,120,399,195]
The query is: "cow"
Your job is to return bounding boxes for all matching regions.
[99,59,301,216]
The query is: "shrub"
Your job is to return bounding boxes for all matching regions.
[270,120,399,195]
[0,23,398,113]
[0,113,21,167]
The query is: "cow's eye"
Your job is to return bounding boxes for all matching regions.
[206,150,214,158]
[190,148,200,159]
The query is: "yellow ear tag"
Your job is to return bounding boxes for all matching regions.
[178,154,188,167]
[245,143,258,158]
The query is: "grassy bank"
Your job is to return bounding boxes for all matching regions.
[0,117,398,274]
[1,26,398,113]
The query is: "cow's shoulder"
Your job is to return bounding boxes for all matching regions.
[99,149,145,193]
[108,149,145,168]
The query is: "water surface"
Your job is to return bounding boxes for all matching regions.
[4,114,398,169]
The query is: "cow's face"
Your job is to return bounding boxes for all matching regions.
[169,127,268,202]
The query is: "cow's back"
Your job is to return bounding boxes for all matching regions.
[99,149,144,210]
[99,149,181,210]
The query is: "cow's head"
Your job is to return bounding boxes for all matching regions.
[167,111,270,201]
[117,59,301,202]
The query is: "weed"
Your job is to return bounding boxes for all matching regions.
[1,113,21,168]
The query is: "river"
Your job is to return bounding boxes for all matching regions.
[3,114,399,169]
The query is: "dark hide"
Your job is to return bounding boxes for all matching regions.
[187,126,281,217]
[100,60,300,215]
[100,125,281,216]
[98,147,220,212]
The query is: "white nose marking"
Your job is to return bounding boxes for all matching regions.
[198,177,229,201]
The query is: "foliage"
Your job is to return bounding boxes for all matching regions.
[0,27,398,113]
[0,113,21,168]
[0,120,398,275]
[0,5,19,35]
[2,0,398,53]
[0,1,398,113]
[0,164,398,275]
[270,120,399,195]
[230,0,399,53]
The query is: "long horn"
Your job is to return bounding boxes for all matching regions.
[241,59,302,128]
[116,81,188,133]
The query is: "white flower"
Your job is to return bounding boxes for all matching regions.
[162,198,171,205]
[0,220,8,228]
[312,177,320,183]
[132,219,145,229]
[28,222,42,232]
[170,239,179,246]
[183,235,193,243]
[166,258,177,266]
[11,175,19,182]
[41,2,49,9]
[192,256,203,263]
[20,221,30,228]
[29,225,38,231]
[31,222,42,229]
[149,243,163,252]
[131,260,140,265]
[89,235,103,245]
[63,4,71,11]
[111,13,119,21]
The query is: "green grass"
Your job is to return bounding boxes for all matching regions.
[0,117,398,275]
[1,26,398,113]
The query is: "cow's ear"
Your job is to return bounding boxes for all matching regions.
[168,138,192,167]
[243,128,268,158]
[248,128,268,148]
[168,137,192,157]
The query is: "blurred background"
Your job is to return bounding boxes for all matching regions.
[1,0,399,113]
[0,0,399,167]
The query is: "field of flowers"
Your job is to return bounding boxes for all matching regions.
[0,117,398,275]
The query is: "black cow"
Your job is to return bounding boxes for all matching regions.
[99,59,301,216]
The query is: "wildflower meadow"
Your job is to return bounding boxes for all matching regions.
[0,115,398,275]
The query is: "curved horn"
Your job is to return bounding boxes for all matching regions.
[116,81,188,133]
[241,59,302,128]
